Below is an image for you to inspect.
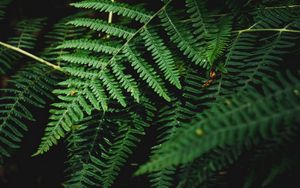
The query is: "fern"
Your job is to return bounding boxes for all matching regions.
[36,0,234,151]
[0,18,45,75]
[217,8,300,97]
[101,103,154,188]
[177,146,244,188]
[63,114,113,188]
[147,68,214,187]
[141,27,181,89]
[159,9,208,67]
[0,64,57,160]
[70,0,152,23]
[1,0,300,187]
[0,0,11,20]
[137,71,300,173]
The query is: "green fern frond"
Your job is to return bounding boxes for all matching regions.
[101,111,150,188]
[0,18,45,75]
[110,58,140,102]
[177,146,243,188]
[63,114,113,188]
[185,0,212,39]
[59,53,107,69]
[100,69,127,107]
[149,167,176,188]
[57,39,121,54]
[71,0,152,23]
[35,84,93,154]
[0,64,57,159]
[123,44,170,101]
[0,0,11,20]
[147,68,213,187]
[159,9,208,68]
[68,18,135,39]
[185,0,230,65]
[218,10,300,97]
[141,27,181,89]
[35,76,111,154]
[147,102,180,188]
[137,71,300,173]
[42,15,88,63]
[206,16,232,63]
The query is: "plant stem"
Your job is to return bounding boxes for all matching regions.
[0,41,63,72]
[234,28,300,34]
[108,0,115,24]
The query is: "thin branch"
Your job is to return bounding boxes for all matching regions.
[0,41,63,72]
[108,0,115,24]
[234,28,300,34]
[264,4,300,9]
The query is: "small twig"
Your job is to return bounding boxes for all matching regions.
[106,0,115,39]
[233,28,300,34]
[0,41,63,72]
[108,0,115,24]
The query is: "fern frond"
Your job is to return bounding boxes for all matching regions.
[0,64,57,159]
[63,114,113,188]
[57,39,121,54]
[71,0,152,23]
[177,146,243,188]
[185,0,230,64]
[100,69,126,107]
[0,18,45,75]
[149,167,175,188]
[148,102,180,188]
[110,58,140,102]
[68,18,135,40]
[148,68,213,188]
[59,52,107,69]
[35,76,110,154]
[159,9,208,68]
[42,15,86,63]
[218,9,300,97]
[101,111,149,188]
[141,27,181,89]
[0,0,11,20]
[137,71,300,173]
[206,16,232,63]
[123,44,170,101]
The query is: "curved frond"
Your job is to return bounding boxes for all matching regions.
[137,71,300,173]
[71,0,152,23]
[0,64,57,159]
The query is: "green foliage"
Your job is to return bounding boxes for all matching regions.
[136,71,300,172]
[1,0,300,187]
[0,64,57,160]
[0,0,11,20]
[63,114,111,188]
[0,18,45,75]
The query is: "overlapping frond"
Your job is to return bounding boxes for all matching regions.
[0,64,57,159]
[137,71,300,173]
[0,0,11,20]
[100,104,154,188]
[147,68,215,187]
[70,0,152,23]
[217,8,300,97]
[0,18,45,75]
[63,114,113,188]
[35,78,105,154]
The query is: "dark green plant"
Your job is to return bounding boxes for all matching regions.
[0,0,300,187]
